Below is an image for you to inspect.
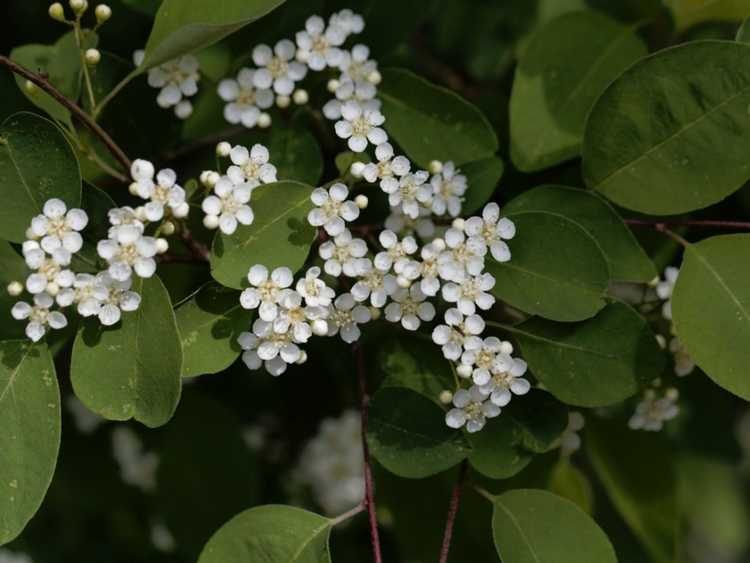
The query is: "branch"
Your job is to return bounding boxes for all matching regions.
[0,55,132,174]
[353,341,383,563]
[179,227,211,262]
[439,461,468,563]
[330,501,366,527]
[625,218,750,230]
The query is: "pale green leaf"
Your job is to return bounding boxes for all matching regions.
[549,459,594,515]
[461,157,504,215]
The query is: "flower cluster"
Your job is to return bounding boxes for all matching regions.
[654,266,695,377]
[133,50,201,119]
[10,159,187,340]
[294,410,364,515]
[628,387,680,432]
[111,426,159,492]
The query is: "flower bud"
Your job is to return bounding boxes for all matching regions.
[128,182,140,196]
[296,49,309,63]
[396,275,411,289]
[368,70,382,85]
[296,350,308,364]
[432,237,446,251]
[327,79,340,93]
[350,161,366,178]
[7,281,23,297]
[355,194,369,209]
[428,160,443,174]
[665,387,679,400]
[275,95,290,109]
[134,206,147,222]
[46,282,60,296]
[84,48,101,66]
[48,2,66,21]
[451,218,465,231]
[216,141,231,157]
[292,89,309,105]
[24,80,38,95]
[172,202,189,219]
[69,0,88,15]
[439,390,453,405]
[155,238,169,254]
[200,170,219,188]
[369,306,381,321]
[160,220,176,236]
[203,215,219,230]
[257,113,271,128]
[94,3,111,23]
[456,364,473,379]
[312,319,329,336]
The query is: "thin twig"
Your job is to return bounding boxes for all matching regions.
[625,218,750,230]
[330,501,366,527]
[353,341,383,563]
[438,461,468,563]
[0,55,132,173]
[179,227,211,262]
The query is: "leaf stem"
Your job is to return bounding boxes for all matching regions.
[93,69,138,118]
[624,218,750,230]
[473,485,494,502]
[438,460,468,563]
[330,501,366,527]
[0,55,132,173]
[353,341,383,563]
[74,20,97,110]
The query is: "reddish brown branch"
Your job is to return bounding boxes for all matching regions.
[179,227,211,262]
[438,461,468,563]
[0,55,132,174]
[625,218,750,230]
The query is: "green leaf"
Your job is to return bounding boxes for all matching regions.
[211,181,316,289]
[0,341,60,545]
[468,417,533,480]
[70,276,182,428]
[0,243,30,340]
[141,0,285,70]
[505,302,665,407]
[157,393,260,556]
[510,11,646,172]
[739,16,750,42]
[492,489,617,563]
[379,68,499,167]
[175,283,246,378]
[0,112,81,242]
[583,40,750,215]
[461,157,505,215]
[587,419,678,563]
[10,31,96,125]
[198,505,331,563]
[672,234,750,400]
[367,386,471,479]
[504,390,568,453]
[549,459,594,515]
[503,185,655,282]
[486,211,609,322]
[670,0,750,32]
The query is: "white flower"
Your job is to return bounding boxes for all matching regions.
[273,289,328,344]
[438,227,486,283]
[669,336,695,376]
[296,410,364,515]
[318,230,368,277]
[130,160,188,221]
[296,266,336,307]
[442,273,495,316]
[460,336,509,386]
[226,144,278,188]
[96,272,142,326]
[384,206,436,240]
[28,198,88,254]
[464,203,516,263]
[134,50,200,119]
[329,9,365,36]
[111,426,159,492]
[477,354,530,406]
[326,293,371,343]
[11,292,67,342]
[239,265,294,321]
[252,39,308,96]
[334,101,387,152]
[66,394,103,435]
[384,171,433,219]
[24,252,75,295]
[238,321,300,377]
[218,68,274,128]
[361,143,410,193]
[656,266,679,320]
[296,15,346,71]
[430,162,466,217]
[445,385,501,433]
[628,388,679,432]
[97,230,158,281]
[0,549,33,563]
[557,412,585,456]
[201,176,254,235]
[431,308,485,361]
[409,240,444,296]
[55,273,107,316]
[307,183,360,236]
[337,44,377,83]
[108,206,145,238]
[384,285,435,330]
[374,230,418,274]
[351,259,397,307]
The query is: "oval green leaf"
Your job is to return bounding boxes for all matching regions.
[504,185,655,282]
[211,181,316,289]
[549,459,594,515]
[198,505,331,563]
[367,386,471,479]
[175,283,246,378]
[510,11,647,172]
[0,341,60,545]
[672,234,750,400]
[0,112,81,242]
[70,276,182,428]
[486,211,609,322]
[379,334,454,403]
[461,156,505,215]
[0,243,30,340]
[468,418,533,480]
[142,0,285,70]
[506,302,665,407]
[492,489,617,563]
[583,40,750,215]
[379,68,499,167]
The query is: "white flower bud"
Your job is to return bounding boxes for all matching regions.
[85,48,101,65]
[203,215,219,230]
[293,89,309,105]
[24,80,38,95]
[276,95,290,109]
[216,142,231,157]
[200,170,219,188]
[296,350,308,365]
[350,161,366,177]
[432,237,446,251]
[160,221,176,236]
[155,238,169,254]
[368,70,382,85]
[25,227,37,240]
[456,364,473,378]
[257,113,271,128]
[397,275,411,289]
[134,206,147,222]
[665,387,679,400]
[327,79,340,93]
[69,0,87,15]
[355,195,369,209]
[451,218,465,231]
[439,390,453,405]
[295,48,309,63]
[46,282,60,296]
[312,319,329,336]
[128,182,140,195]
[94,3,111,23]
[369,306,381,321]
[428,160,443,174]
[7,281,23,297]
[48,2,66,21]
